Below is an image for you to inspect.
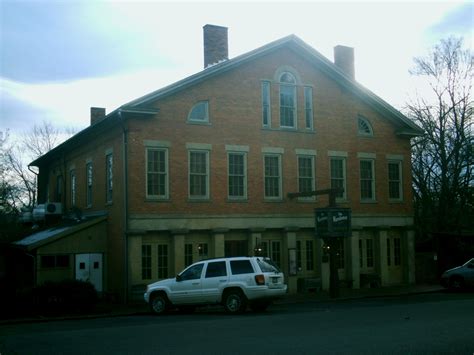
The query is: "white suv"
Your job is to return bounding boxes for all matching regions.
[144,256,287,314]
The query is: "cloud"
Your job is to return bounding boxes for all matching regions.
[0,1,175,83]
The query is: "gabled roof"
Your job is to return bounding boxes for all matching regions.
[30,34,421,167]
[124,34,422,135]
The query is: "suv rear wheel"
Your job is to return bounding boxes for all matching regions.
[223,289,247,314]
[150,293,169,315]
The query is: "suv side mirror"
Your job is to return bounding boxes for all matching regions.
[176,274,182,282]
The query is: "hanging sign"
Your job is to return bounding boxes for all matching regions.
[315,207,351,238]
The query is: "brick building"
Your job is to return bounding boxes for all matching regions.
[28,25,422,300]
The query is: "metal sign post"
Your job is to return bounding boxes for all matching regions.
[288,188,351,298]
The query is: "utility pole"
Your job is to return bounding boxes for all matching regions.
[288,188,350,298]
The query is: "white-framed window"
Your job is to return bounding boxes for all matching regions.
[360,159,375,201]
[157,244,168,279]
[188,101,209,123]
[264,154,282,199]
[388,160,403,201]
[86,161,93,207]
[261,81,271,127]
[330,157,346,200]
[70,169,76,206]
[304,86,313,130]
[228,152,247,199]
[359,236,375,270]
[146,148,169,199]
[297,155,315,198]
[189,150,210,199]
[105,153,113,203]
[279,72,297,128]
[358,116,373,136]
[141,244,152,280]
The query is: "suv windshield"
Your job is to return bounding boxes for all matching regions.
[257,258,281,273]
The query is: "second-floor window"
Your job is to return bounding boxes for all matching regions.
[360,159,375,201]
[264,154,282,199]
[70,169,76,206]
[330,157,346,199]
[147,148,168,199]
[279,72,296,128]
[86,162,93,207]
[189,150,209,199]
[261,81,271,127]
[304,86,313,130]
[298,155,315,197]
[106,153,113,203]
[228,152,247,199]
[388,161,402,200]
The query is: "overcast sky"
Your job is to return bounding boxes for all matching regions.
[1,1,472,135]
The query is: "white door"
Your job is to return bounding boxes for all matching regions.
[75,253,103,292]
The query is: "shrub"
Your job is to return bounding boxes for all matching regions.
[33,279,98,314]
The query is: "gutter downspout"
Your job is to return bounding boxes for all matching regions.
[119,109,129,303]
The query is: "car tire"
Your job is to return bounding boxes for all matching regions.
[449,276,465,291]
[250,300,271,313]
[223,289,247,314]
[150,293,170,315]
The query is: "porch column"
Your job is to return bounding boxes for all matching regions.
[404,229,416,284]
[212,228,227,258]
[377,230,389,286]
[171,229,187,276]
[347,230,360,289]
[284,227,298,294]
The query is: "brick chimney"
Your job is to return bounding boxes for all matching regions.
[334,45,355,80]
[90,107,106,125]
[203,24,228,69]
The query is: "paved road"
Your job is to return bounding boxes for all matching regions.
[1,292,473,355]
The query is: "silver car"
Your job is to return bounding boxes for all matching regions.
[440,258,474,290]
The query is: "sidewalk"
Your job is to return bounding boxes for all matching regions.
[0,284,444,325]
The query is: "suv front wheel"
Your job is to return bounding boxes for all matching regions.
[223,289,247,314]
[150,293,170,315]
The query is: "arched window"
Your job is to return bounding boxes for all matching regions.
[279,72,296,128]
[188,101,209,123]
[358,116,373,136]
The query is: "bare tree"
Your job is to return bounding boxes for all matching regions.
[408,37,473,241]
[1,122,77,211]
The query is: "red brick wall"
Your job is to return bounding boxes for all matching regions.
[126,47,414,216]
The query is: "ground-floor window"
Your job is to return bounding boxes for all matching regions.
[157,244,168,279]
[185,243,193,267]
[359,237,374,271]
[40,255,70,269]
[141,245,152,280]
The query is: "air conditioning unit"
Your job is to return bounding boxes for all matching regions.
[45,202,62,215]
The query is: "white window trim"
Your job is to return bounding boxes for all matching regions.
[297,155,316,201]
[263,153,283,200]
[227,151,248,200]
[279,82,297,129]
[359,158,376,202]
[304,86,314,130]
[388,160,403,202]
[261,81,271,128]
[86,161,93,208]
[358,116,374,137]
[188,149,210,200]
[146,147,169,200]
[187,101,210,124]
